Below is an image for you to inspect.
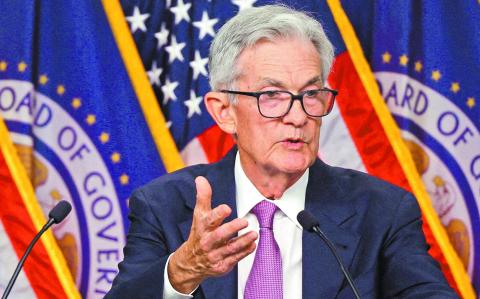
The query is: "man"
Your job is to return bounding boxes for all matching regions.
[106,5,457,299]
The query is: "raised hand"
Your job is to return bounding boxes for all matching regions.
[168,176,258,293]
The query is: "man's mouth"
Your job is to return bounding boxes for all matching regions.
[284,137,305,143]
[281,138,306,149]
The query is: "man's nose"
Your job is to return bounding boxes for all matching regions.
[282,100,308,126]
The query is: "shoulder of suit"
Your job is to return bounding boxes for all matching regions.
[319,161,413,207]
[132,163,212,199]
[323,161,406,191]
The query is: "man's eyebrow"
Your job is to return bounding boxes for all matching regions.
[304,76,323,88]
[254,76,323,90]
[255,76,322,87]
[258,77,285,88]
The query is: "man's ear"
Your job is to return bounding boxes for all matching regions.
[204,91,236,134]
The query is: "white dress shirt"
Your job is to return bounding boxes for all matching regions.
[164,152,307,298]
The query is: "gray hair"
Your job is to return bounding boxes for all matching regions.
[208,5,335,93]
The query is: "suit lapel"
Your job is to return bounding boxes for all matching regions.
[178,149,238,299]
[302,160,360,299]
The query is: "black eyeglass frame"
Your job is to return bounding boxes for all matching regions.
[220,88,338,118]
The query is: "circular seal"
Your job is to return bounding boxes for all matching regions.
[0,79,126,297]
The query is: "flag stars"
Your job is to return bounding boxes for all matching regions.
[154,23,169,48]
[111,152,121,163]
[147,61,163,86]
[99,132,110,144]
[72,97,82,109]
[382,52,391,63]
[184,90,203,118]
[161,78,179,104]
[431,70,441,81]
[39,74,49,85]
[18,61,27,72]
[193,11,218,39]
[0,61,7,72]
[120,174,129,185]
[165,36,186,63]
[189,50,208,80]
[399,54,408,66]
[86,114,96,125]
[170,0,191,25]
[450,82,460,93]
[57,85,66,95]
[414,61,423,72]
[467,97,475,108]
[126,6,150,33]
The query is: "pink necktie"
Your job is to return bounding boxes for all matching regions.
[244,200,283,299]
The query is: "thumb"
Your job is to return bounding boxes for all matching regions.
[195,176,212,212]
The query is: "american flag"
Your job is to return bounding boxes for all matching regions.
[121,0,261,164]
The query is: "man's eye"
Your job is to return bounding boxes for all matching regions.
[263,91,280,97]
[304,90,319,97]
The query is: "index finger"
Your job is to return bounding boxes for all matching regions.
[195,176,212,212]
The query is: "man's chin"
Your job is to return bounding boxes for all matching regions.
[275,155,313,174]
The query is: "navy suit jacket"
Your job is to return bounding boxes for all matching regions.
[106,149,456,298]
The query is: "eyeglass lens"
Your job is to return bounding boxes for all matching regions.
[258,90,333,117]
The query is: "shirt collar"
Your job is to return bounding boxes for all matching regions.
[234,152,308,229]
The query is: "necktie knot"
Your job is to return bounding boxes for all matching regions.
[252,200,277,229]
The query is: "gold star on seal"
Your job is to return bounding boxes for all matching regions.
[71,97,82,109]
[111,152,121,163]
[39,74,49,85]
[0,61,7,72]
[382,52,391,63]
[450,82,460,93]
[399,54,408,66]
[120,174,129,185]
[50,189,63,201]
[86,114,96,125]
[467,97,476,108]
[431,70,441,81]
[99,132,110,144]
[414,61,423,72]
[57,85,66,95]
[18,61,27,72]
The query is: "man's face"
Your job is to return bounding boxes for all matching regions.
[231,37,323,176]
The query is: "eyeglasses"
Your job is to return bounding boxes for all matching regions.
[220,88,337,118]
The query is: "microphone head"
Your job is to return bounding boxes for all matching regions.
[48,200,72,224]
[297,210,319,232]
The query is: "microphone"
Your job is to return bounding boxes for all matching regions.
[48,200,72,224]
[297,210,361,299]
[2,200,72,299]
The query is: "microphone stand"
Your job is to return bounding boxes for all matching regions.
[2,219,55,299]
[311,225,361,299]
